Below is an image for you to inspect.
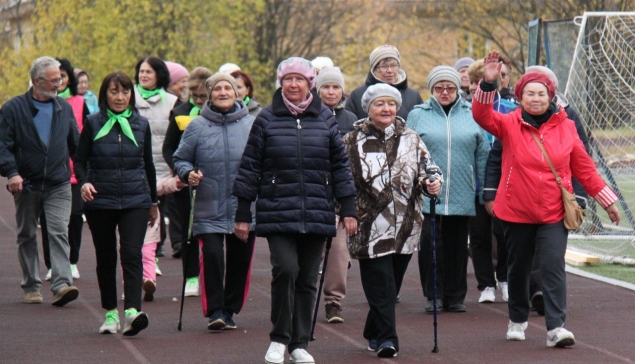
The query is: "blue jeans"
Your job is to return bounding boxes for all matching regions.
[14,183,72,294]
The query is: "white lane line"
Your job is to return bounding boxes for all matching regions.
[0,213,16,235]
[479,304,634,363]
[79,298,151,364]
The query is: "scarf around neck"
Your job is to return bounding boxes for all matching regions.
[282,92,313,116]
[137,84,165,102]
[58,87,72,99]
[189,98,202,117]
[94,108,138,146]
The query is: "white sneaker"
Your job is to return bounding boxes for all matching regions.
[290,348,315,364]
[499,282,509,302]
[155,258,162,276]
[71,264,80,279]
[547,327,575,348]
[184,277,199,297]
[99,310,120,334]
[478,287,496,303]
[506,320,528,341]
[264,342,286,364]
[45,269,52,281]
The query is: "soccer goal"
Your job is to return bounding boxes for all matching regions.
[564,12,635,263]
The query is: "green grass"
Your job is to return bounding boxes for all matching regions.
[570,262,635,285]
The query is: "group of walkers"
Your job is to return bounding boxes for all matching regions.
[0,43,622,363]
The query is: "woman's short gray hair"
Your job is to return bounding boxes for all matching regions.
[29,56,61,81]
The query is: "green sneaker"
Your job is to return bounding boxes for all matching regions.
[123,308,148,336]
[155,258,162,276]
[185,277,199,297]
[99,309,120,334]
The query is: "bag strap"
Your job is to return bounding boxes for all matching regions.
[529,130,563,187]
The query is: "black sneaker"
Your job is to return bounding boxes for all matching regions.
[156,247,165,257]
[325,303,343,323]
[207,309,226,330]
[446,303,466,313]
[171,244,182,258]
[377,341,397,358]
[222,311,237,330]
[531,292,545,316]
[425,299,443,313]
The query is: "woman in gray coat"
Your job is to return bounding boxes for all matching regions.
[173,73,255,331]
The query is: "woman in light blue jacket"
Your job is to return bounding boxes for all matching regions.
[173,72,255,331]
[407,66,490,313]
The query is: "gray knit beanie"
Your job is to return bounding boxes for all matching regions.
[316,66,345,93]
[361,84,402,114]
[369,45,401,72]
[205,72,238,97]
[427,66,461,91]
[454,57,475,71]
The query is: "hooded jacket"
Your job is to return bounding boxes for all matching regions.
[173,101,256,235]
[407,97,490,216]
[0,89,79,191]
[233,89,357,237]
[472,87,617,223]
[343,117,442,259]
[346,70,423,120]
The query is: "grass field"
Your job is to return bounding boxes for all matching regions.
[571,262,635,284]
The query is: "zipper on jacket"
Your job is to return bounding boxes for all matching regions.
[222,117,233,233]
[296,119,306,233]
[41,154,48,191]
[443,107,455,215]
[118,133,123,209]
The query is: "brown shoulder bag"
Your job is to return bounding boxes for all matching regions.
[530,131,585,230]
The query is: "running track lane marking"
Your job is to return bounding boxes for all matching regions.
[480,304,634,363]
[0,213,16,235]
[249,281,400,363]
[79,297,152,364]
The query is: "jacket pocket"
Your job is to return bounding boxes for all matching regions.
[141,173,149,194]
[470,165,475,191]
[258,170,277,199]
[325,172,333,201]
[505,166,513,199]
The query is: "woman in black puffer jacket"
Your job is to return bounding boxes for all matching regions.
[74,72,158,337]
[233,57,358,364]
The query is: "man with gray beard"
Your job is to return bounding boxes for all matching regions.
[0,56,80,306]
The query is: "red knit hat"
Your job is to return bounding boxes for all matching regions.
[514,73,555,101]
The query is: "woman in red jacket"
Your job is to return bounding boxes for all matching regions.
[472,51,620,348]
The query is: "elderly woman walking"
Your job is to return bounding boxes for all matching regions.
[343,84,442,358]
[173,72,256,331]
[233,57,358,364]
[407,66,490,313]
[473,51,620,347]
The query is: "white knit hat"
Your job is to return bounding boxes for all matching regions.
[427,65,461,91]
[361,84,402,114]
[311,57,334,72]
[316,66,345,92]
[218,63,241,74]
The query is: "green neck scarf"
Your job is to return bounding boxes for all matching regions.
[58,87,72,99]
[189,98,202,117]
[137,84,165,102]
[94,108,138,146]
[244,96,250,106]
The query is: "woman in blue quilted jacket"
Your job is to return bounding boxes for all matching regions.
[173,72,256,332]
[233,57,358,364]
[407,65,490,313]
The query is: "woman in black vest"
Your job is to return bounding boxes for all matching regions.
[74,72,158,337]
[233,57,358,364]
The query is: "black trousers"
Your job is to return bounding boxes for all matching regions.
[165,193,181,250]
[359,253,412,352]
[418,214,470,306]
[85,208,148,311]
[41,183,84,267]
[469,198,508,290]
[492,216,508,283]
[199,232,255,317]
[501,220,568,330]
[267,234,325,353]
[173,188,200,278]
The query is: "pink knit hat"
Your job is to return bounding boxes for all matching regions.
[165,61,189,86]
[277,57,316,89]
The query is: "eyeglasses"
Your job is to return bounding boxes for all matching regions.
[39,77,63,85]
[376,64,400,72]
[433,86,457,94]
[190,93,207,101]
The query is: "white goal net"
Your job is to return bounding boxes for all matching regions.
[564,12,635,263]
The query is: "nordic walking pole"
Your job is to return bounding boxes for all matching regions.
[178,163,198,331]
[310,237,333,341]
[428,175,440,353]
